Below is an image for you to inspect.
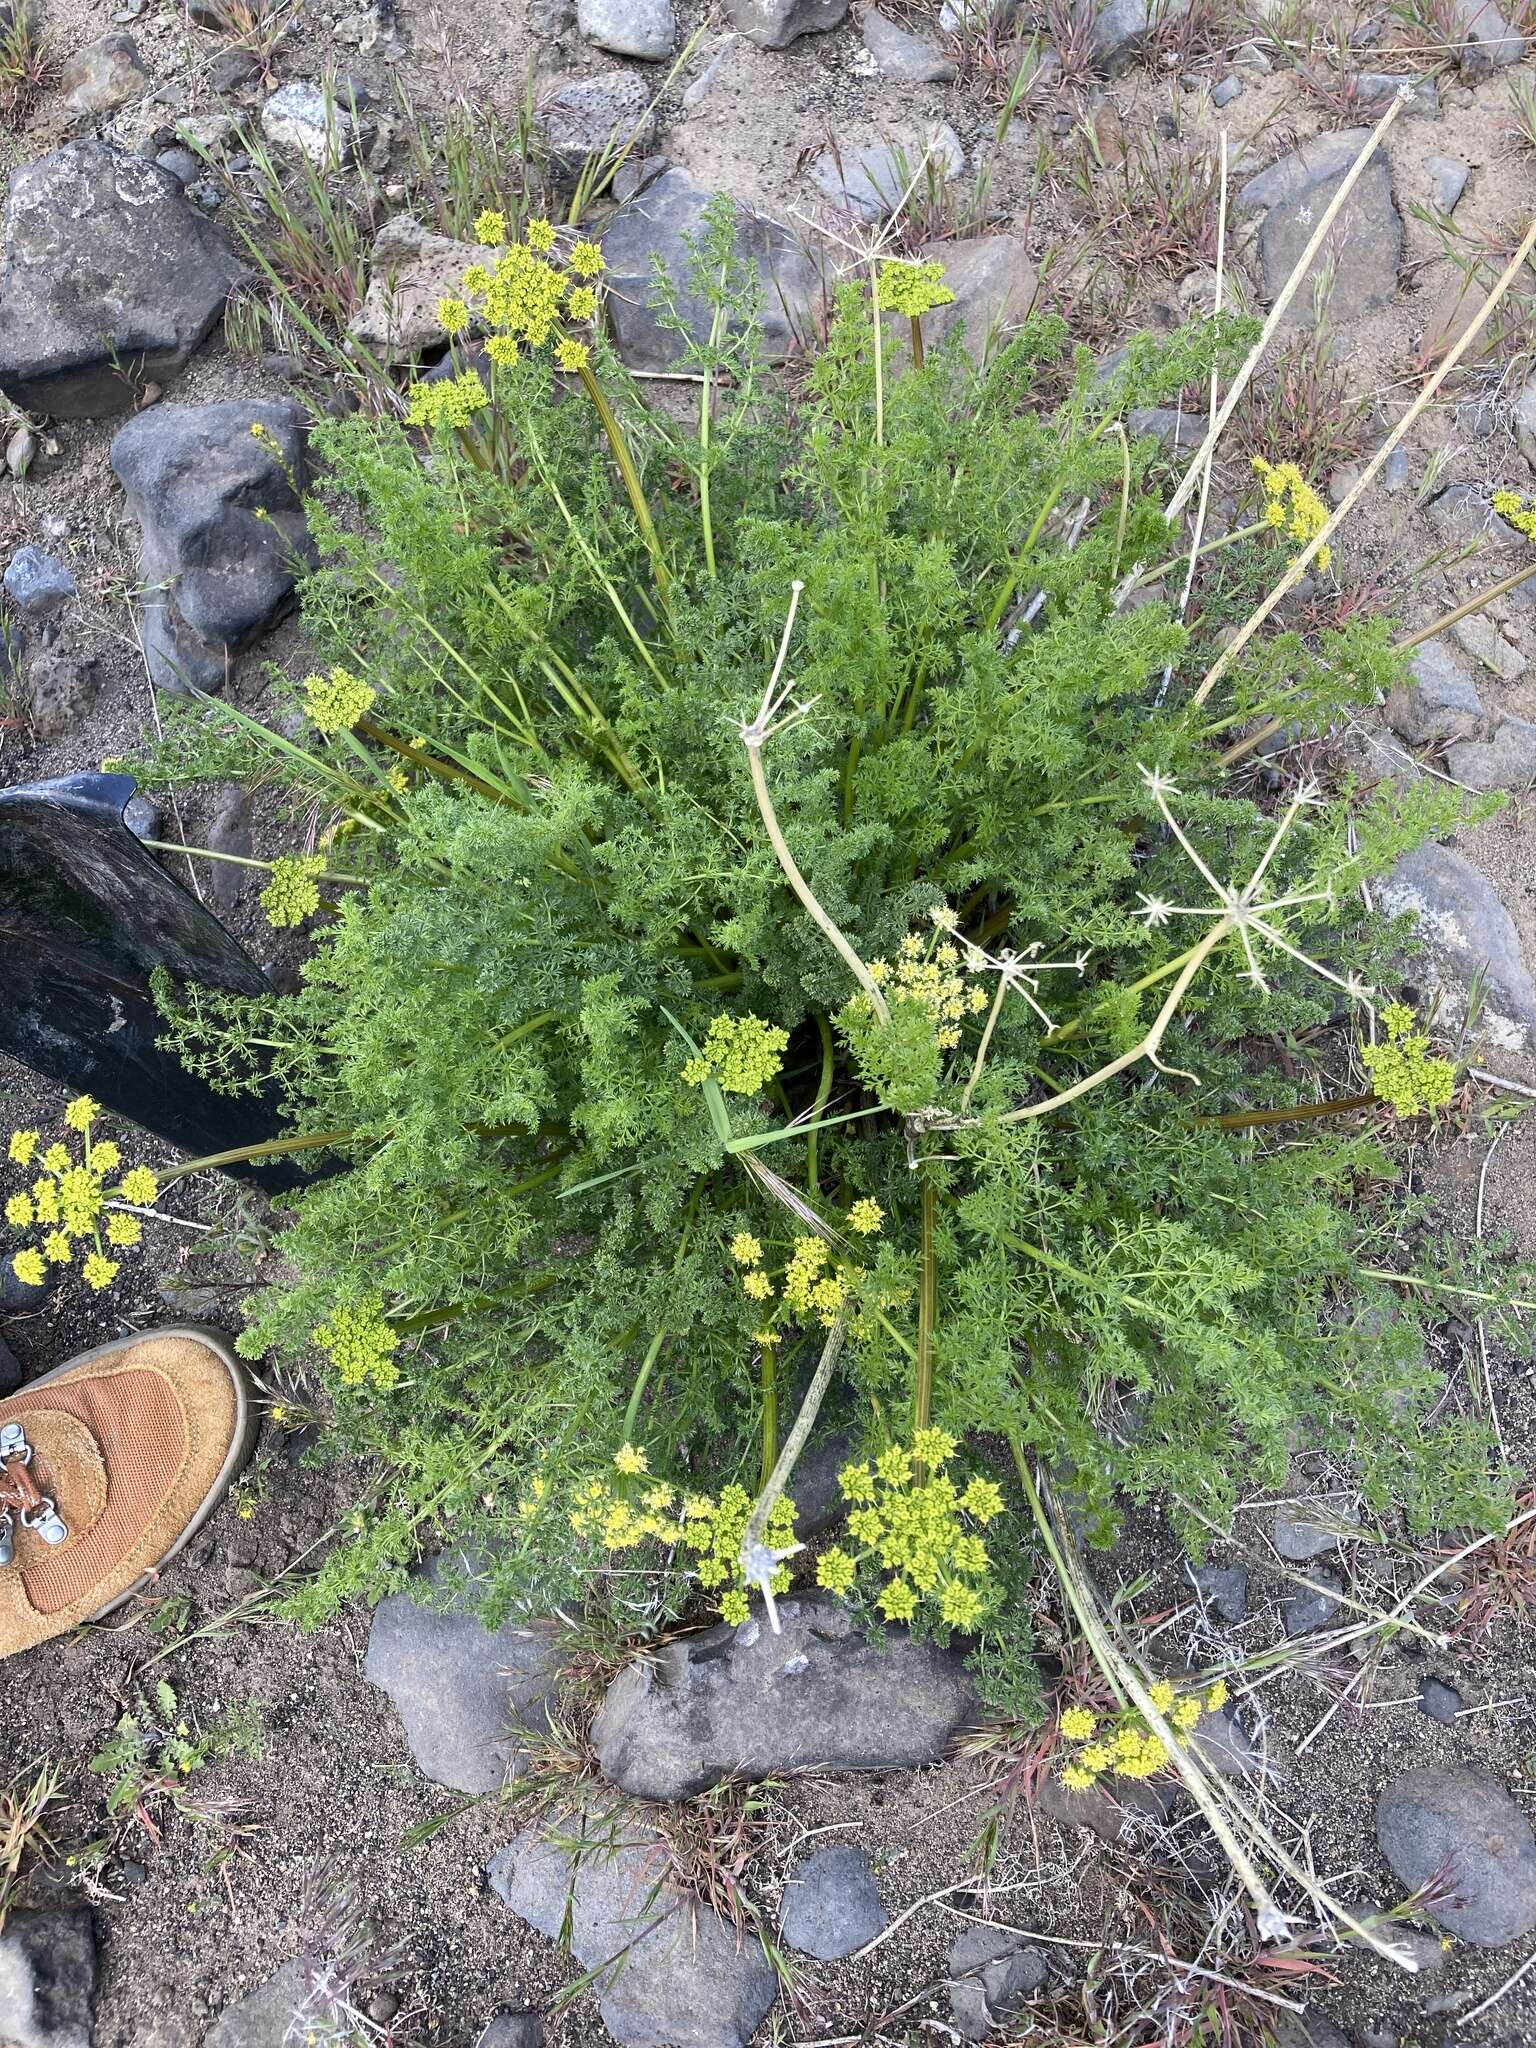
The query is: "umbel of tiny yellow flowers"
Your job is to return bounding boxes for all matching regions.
[874,258,956,321]
[814,1432,1003,1633]
[523,1442,798,1627]
[1252,455,1332,572]
[261,853,326,930]
[852,924,989,1051]
[682,1012,789,1095]
[302,665,376,736]
[1056,1678,1230,1791]
[5,1101,160,1294]
[1360,1001,1456,1118]
[1493,489,1536,543]
[311,1297,399,1390]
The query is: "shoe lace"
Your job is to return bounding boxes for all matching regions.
[0,1423,69,1567]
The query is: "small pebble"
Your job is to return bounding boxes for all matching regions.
[1211,73,1242,105]
[1419,1675,1462,1725]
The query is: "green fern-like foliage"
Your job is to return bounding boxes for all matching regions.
[149,204,1517,1699]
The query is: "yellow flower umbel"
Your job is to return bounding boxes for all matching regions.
[3,1102,161,1295]
[682,1012,790,1096]
[875,258,956,320]
[311,1298,400,1390]
[260,853,326,930]
[1493,489,1536,543]
[302,665,377,736]
[813,1433,1000,1637]
[1252,455,1332,572]
[1360,1001,1456,1118]
[852,924,989,1053]
[1055,1675,1231,1791]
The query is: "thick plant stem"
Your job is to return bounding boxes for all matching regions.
[910,313,925,370]
[761,1344,778,1490]
[806,1013,835,1193]
[1194,1091,1378,1130]
[142,840,366,884]
[577,361,671,601]
[1394,556,1536,654]
[739,1316,847,1631]
[913,1172,937,1462]
[157,1126,357,1189]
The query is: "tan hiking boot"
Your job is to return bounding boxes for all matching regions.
[0,1328,254,1660]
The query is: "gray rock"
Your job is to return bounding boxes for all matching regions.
[1257,156,1401,326]
[1451,610,1524,681]
[1284,1569,1343,1635]
[591,1590,978,1800]
[365,1557,564,1794]
[1189,1706,1259,1780]
[901,232,1037,362]
[155,146,201,188]
[862,6,957,80]
[1234,128,1375,216]
[780,1845,885,1959]
[0,1908,97,2048]
[1271,2014,1352,2048]
[4,546,74,618]
[807,123,964,222]
[123,792,161,840]
[60,31,149,116]
[790,1425,858,1538]
[1037,1770,1173,1843]
[722,0,845,47]
[1375,844,1536,1056]
[611,152,671,203]
[538,72,657,187]
[1425,155,1469,213]
[1089,0,1188,74]
[260,81,374,167]
[947,1925,1047,2041]
[474,2017,544,2048]
[21,645,99,740]
[938,0,1016,29]
[208,46,259,90]
[1419,1675,1462,1724]
[204,788,254,916]
[1376,1767,1536,1946]
[489,1813,776,2048]
[1384,640,1485,746]
[0,140,245,418]
[1190,1561,1247,1624]
[600,169,821,372]
[203,1960,309,2047]
[1446,716,1536,792]
[1211,73,1242,105]
[1449,0,1524,73]
[680,33,743,110]
[111,399,312,697]
[1129,407,1200,451]
[1428,482,1527,550]
[5,424,38,479]
[1515,375,1536,469]
[351,216,491,361]
[1273,1497,1358,1560]
[578,0,676,59]
[1351,70,1438,113]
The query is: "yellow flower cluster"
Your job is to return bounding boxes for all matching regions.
[816,1433,1002,1632]
[406,370,492,432]
[527,1443,797,1627]
[682,1012,789,1096]
[260,853,326,930]
[875,258,956,320]
[855,928,989,1051]
[1493,489,1536,542]
[1360,1001,1456,1118]
[1057,1678,1230,1791]
[5,1102,158,1294]
[311,1298,399,1389]
[1252,455,1332,572]
[302,665,376,735]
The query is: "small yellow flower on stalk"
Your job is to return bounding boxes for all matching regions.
[32,1180,60,1225]
[569,239,604,278]
[1360,1001,1456,1118]
[742,1269,774,1301]
[42,1231,73,1265]
[64,1096,99,1132]
[302,666,377,736]
[730,1231,763,1265]
[11,1249,45,1287]
[42,1145,68,1174]
[119,1167,159,1206]
[106,1214,142,1248]
[959,1476,1004,1523]
[566,285,599,323]
[753,1327,780,1347]
[816,1546,857,1595]
[1060,1762,1097,1792]
[874,258,956,319]
[261,854,327,931]
[8,1130,39,1165]
[405,371,491,432]
[473,209,507,245]
[436,295,472,336]
[1252,455,1332,571]
[82,1252,119,1292]
[1148,1678,1176,1715]
[1172,1696,1202,1732]
[1205,1679,1229,1711]
[525,216,556,252]
[1060,1705,1097,1741]
[5,1194,34,1228]
[554,338,590,374]
[613,1442,648,1476]
[848,1198,884,1235]
[1493,488,1536,542]
[91,1142,120,1174]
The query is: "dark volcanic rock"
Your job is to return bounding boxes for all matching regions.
[0,140,245,418]
[0,1907,98,2048]
[591,1591,978,1799]
[1377,1767,1536,1946]
[111,400,312,696]
[947,1925,1047,2041]
[780,1845,886,1959]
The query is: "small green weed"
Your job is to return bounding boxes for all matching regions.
[88,1681,261,1844]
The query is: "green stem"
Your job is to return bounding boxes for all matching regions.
[142,840,367,885]
[761,1343,778,1491]
[577,360,672,604]
[1194,1092,1378,1131]
[1130,520,1269,593]
[913,1172,937,1450]
[157,1126,358,1189]
[910,314,925,370]
[622,1327,668,1446]
[806,1013,835,1195]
